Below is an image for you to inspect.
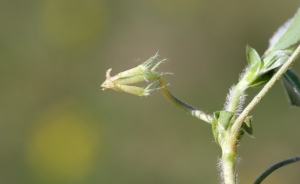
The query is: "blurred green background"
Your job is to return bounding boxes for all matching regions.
[1,0,300,183]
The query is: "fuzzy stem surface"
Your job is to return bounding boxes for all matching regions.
[232,44,300,134]
[221,135,237,184]
[220,44,300,184]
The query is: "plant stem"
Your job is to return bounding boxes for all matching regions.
[232,44,300,134]
[254,156,300,184]
[159,78,213,123]
[221,133,238,184]
[221,44,300,184]
[226,82,248,113]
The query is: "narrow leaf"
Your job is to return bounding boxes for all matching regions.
[211,117,219,144]
[281,68,300,106]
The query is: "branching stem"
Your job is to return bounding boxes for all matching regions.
[232,44,300,134]
[219,44,300,184]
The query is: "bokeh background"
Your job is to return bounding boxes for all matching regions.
[1,0,300,183]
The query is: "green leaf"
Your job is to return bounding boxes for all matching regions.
[246,45,261,67]
[265,8,300,55]
[241,46,262,85]
[211,117,219,144]
[249,70,275,87]
[237,117,253,141]
[214,111,235,130]
[241,116,253,136]
[261,50,290,73]
[281,68,300,106]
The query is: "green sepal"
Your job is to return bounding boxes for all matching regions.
[281,68,300,106]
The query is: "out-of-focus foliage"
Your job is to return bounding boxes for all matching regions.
[26,99,102,183]
[0,0,299,183]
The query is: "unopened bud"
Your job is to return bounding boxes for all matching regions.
[101,54,169,96]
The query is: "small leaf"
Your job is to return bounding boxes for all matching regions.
[214,111,235,130]
[249,70,275,87]
[266,55,288,71]
[237,130,245,141]
[262,50,290,73]
[265,8,300,54]
[241,116,253,136]
[281,69,300,106]
[246,45,261,68]
[241,46,262,84]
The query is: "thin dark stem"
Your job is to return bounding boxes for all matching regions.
[253,156,300,184]
[159,78,213,123]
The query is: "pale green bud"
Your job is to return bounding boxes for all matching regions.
[101,54,169,96]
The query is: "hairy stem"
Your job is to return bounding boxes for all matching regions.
[159,78,213,123]
[221,45,300,183]
[221,133,238,184]
[232,44,300,134]
[225,83,247,113]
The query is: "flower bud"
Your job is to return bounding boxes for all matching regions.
[101,54,168,96]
